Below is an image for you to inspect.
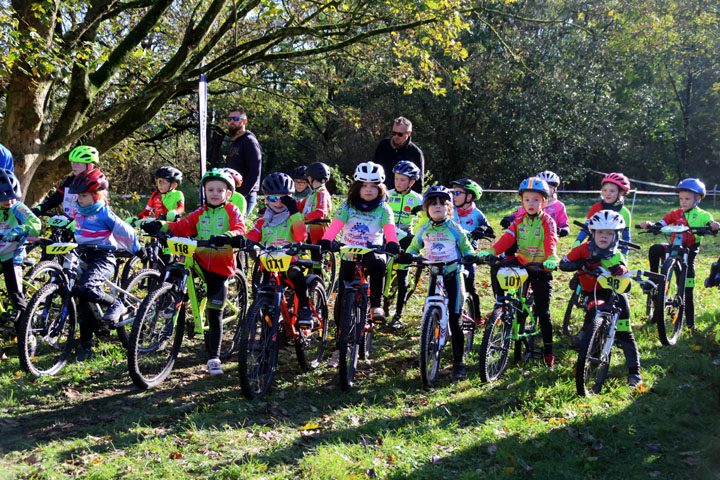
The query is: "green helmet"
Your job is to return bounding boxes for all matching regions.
[451,178,482,200]
[69,145,99,164]
[201,168,235,193]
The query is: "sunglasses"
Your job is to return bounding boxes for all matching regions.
[392,131,408,137]
[266,195,282,202]
[452,190,465,196]
[228,116,245,122]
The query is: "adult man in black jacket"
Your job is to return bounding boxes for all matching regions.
[374,116,425,193]
[225,108,262,216]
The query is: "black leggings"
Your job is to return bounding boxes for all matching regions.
[394,235,414,317]
[201,267,230,360]
[441,270,465,364]
[1,259,26,321]
[337,253,386,309]
[74,252,115,346]
[528,270,554,355]
[649,243,699,327]
[260,264,309,306]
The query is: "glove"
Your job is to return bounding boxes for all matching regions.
[166,211,178,222]
[125,216,139,227]
[318,239,332,253]
[571,240,582,249]
[543,259,558,270]
[585,258,601,270]
[279,195,299,215]
[31,206,42,216]
[477,250,492,258]
[397,252,414,264]
[411,205,423,215]
[558,227,570,238]
[228,235,246,249]
[462,254,478,265]
[209,235,231,246]
[609,264,628,276]
[471,225,489,240]
[140,221,163,236]
[134,247,148,261]
[500,215,515,229]
[385,242,399,255]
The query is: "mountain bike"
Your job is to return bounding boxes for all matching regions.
[17,241,160,376]
[576,267,663,396]
[127,234,249,389]
[237,241,328,399]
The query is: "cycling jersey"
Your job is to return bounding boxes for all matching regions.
[388,188,422,233]
[564,243,626,292]
[302,185,331,243]
[229,192,247,218]
[454,205,489,233]
[512,200,569,229]
[0,202,41,263]
[137,190,185,219]
[247,211,307,246]
[407,219,473,273]
[492,211,558,266]
[35,174,77,217]
[166,202,245,276]
[658,206,714,247]
[294,189,311,212]
[72,202,140,254]
[323,201,397,261]
[575,201,631,246]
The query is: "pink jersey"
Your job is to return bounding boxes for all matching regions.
[514,200,568,229]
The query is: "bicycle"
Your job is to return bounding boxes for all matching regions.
[576,266,663,396]
[475,255,551,383]
[127,234,249,389]
[17,241,160,376]
[406,256,475,388]
[237,241,328,399]
[636,224,716,345]
[382,243,424,320]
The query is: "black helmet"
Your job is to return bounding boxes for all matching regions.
[0,168,21,201]
[290,166,307,180]
[306,162,331,182]
[392,160,421,180]
[423,185,452,204]
[262,172,295,195]
[155,166,183,183]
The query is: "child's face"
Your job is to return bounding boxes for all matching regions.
[71,162,89,176]
[593,229,615,249]
[427,198,450,222]
[394,173,413,193]
[521,191,546,215]
[548,185,557,197]
[265,194,287,213]
[601,183,621,204]
[157,178,174,194]
[678,190,696,211]
[204,180,230,206]
[0,199,16,208]
[308,177,323,189]
[294,179,308,193]
[360,182,380,202]
[77,192,95,207]
[452,188,468,207]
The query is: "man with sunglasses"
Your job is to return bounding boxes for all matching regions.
[374,116,425,193]
[225,108,262,217]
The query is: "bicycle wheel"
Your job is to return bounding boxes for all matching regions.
[25,260,63,297]
[514,309,537,364]
[117,269,162,349]
[478,305,512,382]
[295,279,329,370]
[238,295,281,399]
[322,251,338,294]
[461,295,475,357]
[382,260,398,318]
[563,284,585,337]
[655,258,684,346]
[338,290,364,391]
[576,315,611,396]
[419,306,443,388]
[205,268,249,360]
[18,283,77,377]
[127,282,185,389]
[119,255,144,290]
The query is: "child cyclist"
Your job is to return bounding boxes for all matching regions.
[67,169,140,361]
[291,166,311,212]
[477,177,559,367]
[223,168,247,218]
[573,173,632,251]
[0,169,41,331]
[127,166,185,224]
[318,162,399,323]
[302,162,332,277]
[141,168,245,375]
[639,178,720,331]
[32,145,98,218]
[451,178,493,325]
[501,170,570,237]
[560,210,642,387]
[399,186,475,379]
[387,160,423,328]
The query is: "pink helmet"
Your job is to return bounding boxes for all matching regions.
[602,172,631,193]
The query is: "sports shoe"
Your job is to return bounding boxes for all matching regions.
[453,363,468,380]
[543,354,555,368]
[371,307,386,324]
[207,358,223,376]
[328,349,340,368]
[570,333,584,350]
[102,299,127,326]
[389,315,403,329]
[75,346,94,362]
[628,373,642,388]
[296,305,314,329]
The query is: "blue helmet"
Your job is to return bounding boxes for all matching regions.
[676,178,706,199]
[0,168,21,201]
[518,177,550,198]
[392,160,421,180]
[423,185,452,204]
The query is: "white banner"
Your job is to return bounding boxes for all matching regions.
[199,73,207,176]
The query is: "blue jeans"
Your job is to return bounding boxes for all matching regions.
[246,193,258,218]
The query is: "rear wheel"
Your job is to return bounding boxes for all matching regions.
[461,295,475,358]
[204,268,249,360]
[514,309,537,363]
[419,306,443,388]
[238,295,280,399]
[478,305,512,382]
[563,282,585,337]
[117,269,162,350]
[656,259,684,346]
[576,315,611,396]
[338,290,364,391]
[295,279,329,369]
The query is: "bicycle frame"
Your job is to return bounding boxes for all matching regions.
[420,261,469,349]
[493,270,536,343]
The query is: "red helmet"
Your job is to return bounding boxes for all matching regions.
[222,168,243,189]
[68,168,109,195]
[601,172,631,193]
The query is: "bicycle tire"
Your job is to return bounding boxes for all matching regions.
[656,258,684,346]
[478,305,512,382]
[562,284,585,337]
[117,268,162,350]
[25,260,63,296]
[127,282,185,389]
[322,252,338,294]
[204,268,249,360]
[514,308,537,364]
[295,279,329,370]
[338,290,364,391]
[461,294,475,357]
[359,320,373,361]
[576,314,611,396]
[119,255,143,290]
[419,306,443,388]
[18,283,77,377]
[238,294,280,399]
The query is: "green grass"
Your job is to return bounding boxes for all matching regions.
[2,199,720,479]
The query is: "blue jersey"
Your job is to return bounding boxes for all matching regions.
[407,219,473,271]
[454,205,489,233]
[0,143,13,171]
[72,203,139,253]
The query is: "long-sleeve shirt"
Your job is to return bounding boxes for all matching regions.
[0,202,41,263]
[246,211,307,246]
[303,185,332,244]
[407,219,473,273]
[72,203,140,254]
[137,190,185,219]
[561,243,626,292]
[656,206,714,247]
[491,211,558,267]
[225,131,262,196]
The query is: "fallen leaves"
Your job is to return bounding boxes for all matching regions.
[169,451,183,460]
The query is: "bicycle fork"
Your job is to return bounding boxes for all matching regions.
[423,296,449,349]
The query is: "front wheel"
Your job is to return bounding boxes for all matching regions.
[295,279,329,370]
[419,306,443,388]
[18,283,76,377]
[655,259,684,346]
[576,315,611,396]
[238,295,281,399]
[116,268,162,350]
[478,305,512,382]
[338,290,365,391]
[461,295,475,358]
[563,283,585,337]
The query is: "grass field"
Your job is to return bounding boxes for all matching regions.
[1,198,720,479]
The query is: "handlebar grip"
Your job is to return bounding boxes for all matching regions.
[619,240,641,250]
[643,271,665,282]
[573,220,587,229]
[634,225,644,230]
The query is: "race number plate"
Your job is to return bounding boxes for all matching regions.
[661,225,689,234]
[45,242,78,255]
[260,251,292,272]
[48,215,71,228]
[496,267,528,291]
[597,275,631,293]
[166,237,197,257]
[340,245,373,256]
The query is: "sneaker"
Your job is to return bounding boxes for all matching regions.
[75,346,94,362]
[641,282,655,294]
[102,299,127,326]
[371,307,386,324]
[389,315,403,329]
[543,354,555,368]
[452,363,468,380]
[296,305,314,329]
[628,373,642,388]
[207,358,223,376]
[328,349,340,368]
[570,333,584,350]
[26,334,37,357]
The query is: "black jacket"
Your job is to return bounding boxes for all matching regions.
[374,137,425,193]
[225,131,262,196]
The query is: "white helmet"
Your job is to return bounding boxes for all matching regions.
[588,210,626,231]
[537,170,560,187]
[354,162,385,183]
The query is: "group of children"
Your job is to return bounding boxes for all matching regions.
[3,144,720,386]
